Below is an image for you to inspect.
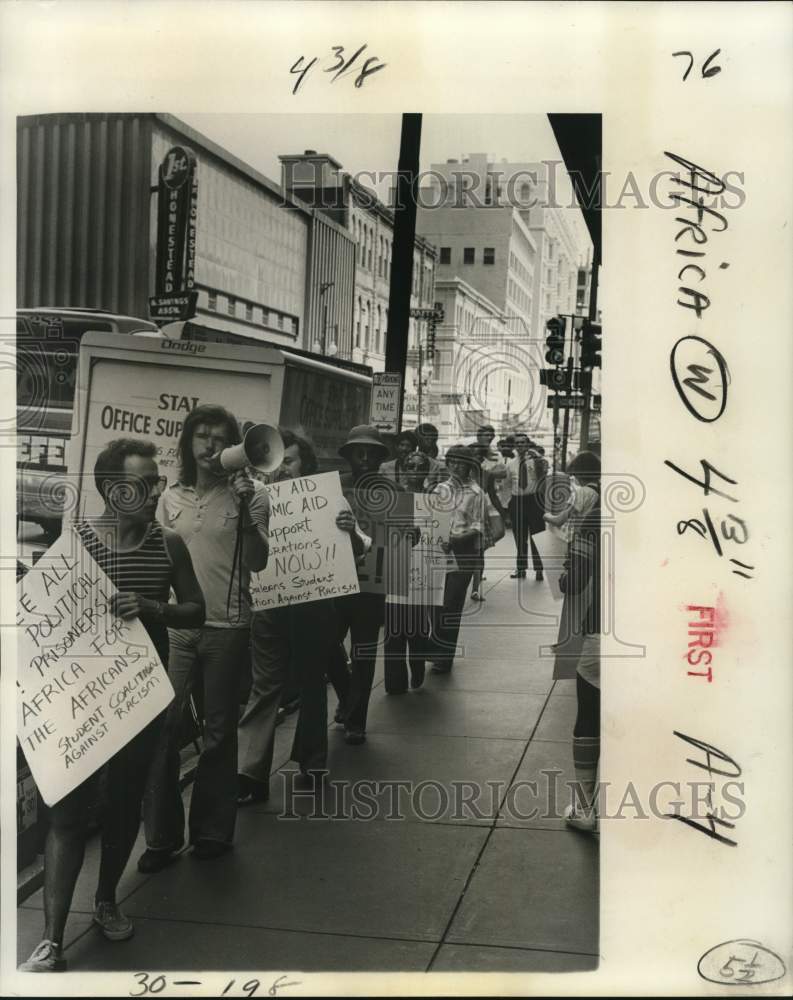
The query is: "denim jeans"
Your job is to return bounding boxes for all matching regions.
[143,627,248,850]
[238,601,338,782]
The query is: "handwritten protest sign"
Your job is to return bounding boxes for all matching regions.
[249,472,360,610]
[346,488,413,596]
[16,530,173,806]
[388,493,452,607]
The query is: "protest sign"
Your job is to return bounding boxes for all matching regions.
[249,472,360,610]
[388,493,452,607]
[346,488,413,596]
[16,529,173,806]
[533,525,568,601]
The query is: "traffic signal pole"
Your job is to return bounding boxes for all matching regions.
[580,247,600,449]
[385,113,422,433]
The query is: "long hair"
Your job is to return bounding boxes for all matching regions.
[278,427,318,476]
[178,404,241,486]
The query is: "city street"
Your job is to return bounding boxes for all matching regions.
[17,534,598,975]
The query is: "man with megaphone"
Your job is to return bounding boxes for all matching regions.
[139,404,273,871]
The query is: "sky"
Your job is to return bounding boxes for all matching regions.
[178,112,589,246]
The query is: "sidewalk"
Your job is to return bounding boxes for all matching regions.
[17,535,598,974]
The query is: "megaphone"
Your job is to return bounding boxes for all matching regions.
[212,423,285,475]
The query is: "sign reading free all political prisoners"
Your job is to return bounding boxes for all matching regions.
[17,530,174,806]
[249,472,360,610]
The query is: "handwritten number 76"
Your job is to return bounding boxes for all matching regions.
[673,49,722,81]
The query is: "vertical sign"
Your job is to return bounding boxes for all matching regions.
[151,145,198,321]
[370,372,402,434]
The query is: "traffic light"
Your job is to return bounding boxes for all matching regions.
[580,321,602,369]
[540,367,572,391]
[544,316,566,366]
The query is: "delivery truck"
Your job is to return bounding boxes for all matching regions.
[66,330,373,521]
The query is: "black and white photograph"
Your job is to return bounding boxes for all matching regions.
[14,106,602,976]
[2,2,791,997]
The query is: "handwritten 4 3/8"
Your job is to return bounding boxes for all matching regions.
[291,44,386,94]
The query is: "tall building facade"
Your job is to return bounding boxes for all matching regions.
[420,153,593,338]
[409,277,539,448]
[17,114,356,355]
[280,151,437,374]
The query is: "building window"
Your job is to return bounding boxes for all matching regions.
[463,247,475,265]
[440,247,451,265]
[484,247,495,265]
[245,303,253,322]
[228,297,236,316]
[208,292,217,311]
[355,297,362,347]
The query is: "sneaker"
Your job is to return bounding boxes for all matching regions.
[470,591,485,602]
[137,848,179,874]
[344,729,366,746]
[564,803,598,834]
[93,901,134,941]
[19,939,66,972]
[510,570,526,579]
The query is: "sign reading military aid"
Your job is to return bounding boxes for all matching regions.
[16,530,173,806]
[249,472,360,610]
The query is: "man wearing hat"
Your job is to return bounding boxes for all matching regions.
[336,425,401,744]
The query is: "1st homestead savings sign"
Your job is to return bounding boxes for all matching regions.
[370,372,402,433]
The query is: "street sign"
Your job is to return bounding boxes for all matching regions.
[370,372,402,433]
[547,395,585,410]
[149,291,198,322]
[410,306,444,321]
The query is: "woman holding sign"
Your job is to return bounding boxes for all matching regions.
[20,438,205,973]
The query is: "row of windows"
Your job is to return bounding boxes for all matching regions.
[439,246,496,266]
[353,215,435,297]
[206,290,296,334]
[507,278,531,318]
[508,250,532,287]
[354,296,388,355]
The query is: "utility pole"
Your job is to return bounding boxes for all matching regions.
[417,342,424,424]
[385,113,422,433]
[579,248,600,448]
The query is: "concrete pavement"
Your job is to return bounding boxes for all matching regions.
[17,535,598,974]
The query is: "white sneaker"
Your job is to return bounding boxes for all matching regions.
[564,803,598,835]
[93,901,134,941]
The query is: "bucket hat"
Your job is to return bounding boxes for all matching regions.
[338,424,390,460]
